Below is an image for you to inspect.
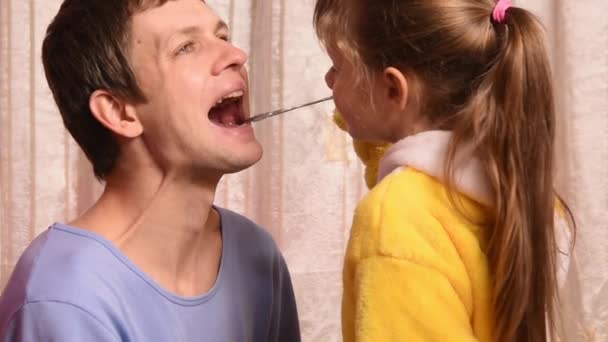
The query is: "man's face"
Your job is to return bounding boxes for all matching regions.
[128,0,262,178]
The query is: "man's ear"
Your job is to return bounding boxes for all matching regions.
[89,90,143,138]
[382,67,409,112]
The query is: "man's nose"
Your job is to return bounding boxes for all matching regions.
[212,43,248,74]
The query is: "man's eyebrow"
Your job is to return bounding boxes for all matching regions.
[174,20,227,36]
[174,25,202,37]
[164,20,229,45]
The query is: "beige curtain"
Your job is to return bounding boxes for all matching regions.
[0,0,606,340]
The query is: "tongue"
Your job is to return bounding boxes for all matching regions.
[220,103,238,125]
[210,102,241,126]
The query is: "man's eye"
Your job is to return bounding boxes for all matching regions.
[218,35,229,42]
[176,42,195,55]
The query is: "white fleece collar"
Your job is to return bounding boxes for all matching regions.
[378,130,494,207]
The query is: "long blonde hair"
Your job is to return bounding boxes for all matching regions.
[315,0,573,340]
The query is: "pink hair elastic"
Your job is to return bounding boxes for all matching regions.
[492,0,512,24]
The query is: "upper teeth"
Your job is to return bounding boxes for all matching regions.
[216,90,244,105]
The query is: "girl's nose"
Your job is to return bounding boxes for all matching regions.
[325,68,335,89]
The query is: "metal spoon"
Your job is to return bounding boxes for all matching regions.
[243,96,333,124]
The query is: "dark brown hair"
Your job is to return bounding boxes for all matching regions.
[42,0,173,179]
[315,0,573,340]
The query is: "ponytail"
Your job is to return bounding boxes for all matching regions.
[455,8,558,341]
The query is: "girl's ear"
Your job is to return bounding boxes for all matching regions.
[382,67,409,112]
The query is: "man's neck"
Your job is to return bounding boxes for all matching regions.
[71,167,223,296]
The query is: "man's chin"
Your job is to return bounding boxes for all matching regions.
[225,154,263,175]
[221,146,264,175]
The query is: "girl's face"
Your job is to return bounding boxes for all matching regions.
[325,48,432,143]
[324,49,398,142]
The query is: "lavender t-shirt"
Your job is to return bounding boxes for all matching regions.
[0,207,300,342]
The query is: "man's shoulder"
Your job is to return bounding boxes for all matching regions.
[216,207,278,251]
[0,225,123,318]
[0,230,50,319]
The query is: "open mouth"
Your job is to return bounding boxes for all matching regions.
[208,90,247,127]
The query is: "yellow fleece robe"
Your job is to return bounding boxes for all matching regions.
[342,130,495,342]
[341,128,574,342]
[343,167,493,342]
